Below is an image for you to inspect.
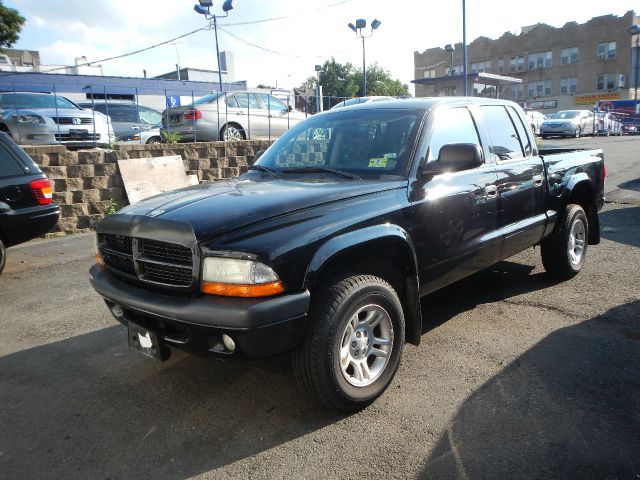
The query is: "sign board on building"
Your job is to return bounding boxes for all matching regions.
[166,95,181,108]
[524,100,557,110]
[270,89,291,101]
[574,92,620,105]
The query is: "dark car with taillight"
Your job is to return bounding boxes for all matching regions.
[91,98,605,412]
[0,132,59,272]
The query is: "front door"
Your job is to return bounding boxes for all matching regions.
[410,105,499,296]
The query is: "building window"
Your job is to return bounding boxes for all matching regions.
[470,60,491,74]
[497,58,504,73]
[560,77,578,94]
[445,65,461,76]
[596,73,616,90]
[527,80,552,97]
[423,69,436,78]
[528,51,552,70]
[509,83,524,100]
[509,55,524,72]
[444,86,457,96]
[597,42,616,60]
[560,47,579,65]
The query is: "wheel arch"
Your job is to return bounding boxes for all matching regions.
[220,121,246,140]
[305,224,422,346]
[565,177,599,245]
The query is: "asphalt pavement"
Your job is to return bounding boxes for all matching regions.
[1,136,639,479]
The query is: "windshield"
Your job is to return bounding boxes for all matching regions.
[551,111,580,119]
[255,108,423,180]
[0,93,79,110]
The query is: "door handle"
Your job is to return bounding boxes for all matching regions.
[532,175,544,187]
[484,185,498,198]
[235,111,244,115]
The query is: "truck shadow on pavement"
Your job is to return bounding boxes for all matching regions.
[419,299,640,479]
[420,260,561,334]
[0,326,341,479]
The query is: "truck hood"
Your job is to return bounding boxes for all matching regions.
[118,178,403,243]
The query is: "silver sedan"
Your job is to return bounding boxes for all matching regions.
[161,92,308,142]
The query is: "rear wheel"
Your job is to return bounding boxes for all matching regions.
[541,204,588,279]
[146,136,161,144]
[293,275,405,412]
[220,124,246,141]
[0,239,6,274]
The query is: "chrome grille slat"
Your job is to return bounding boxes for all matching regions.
[53,117,93,125]
[99,234,194,288]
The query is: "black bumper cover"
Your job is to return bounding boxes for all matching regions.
[89,264,310,359]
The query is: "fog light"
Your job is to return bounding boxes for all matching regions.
[222,334,235,352]
[110,304,124,319]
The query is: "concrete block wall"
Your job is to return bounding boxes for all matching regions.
[23,140,274,235]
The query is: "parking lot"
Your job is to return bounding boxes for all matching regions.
[1,135,639,479]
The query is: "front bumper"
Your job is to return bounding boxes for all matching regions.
[540,125,577,136]
[9,123,114,147]
[89,264,310,359]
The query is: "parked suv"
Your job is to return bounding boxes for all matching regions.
[77,101,163,141]
[161,92,307,142]
[0,92,114,147]
[0,132,59,273]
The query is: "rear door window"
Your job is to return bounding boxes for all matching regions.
[507,106,532,156]
[0,144,24,177]
[479,105,524,161]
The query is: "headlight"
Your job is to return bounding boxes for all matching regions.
[14,114,45,124]
[201,256,283,297]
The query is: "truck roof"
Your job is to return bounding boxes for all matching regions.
[327,96,522,112]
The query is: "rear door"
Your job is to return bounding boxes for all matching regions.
[479,104,546,259]
[256,94,291,138]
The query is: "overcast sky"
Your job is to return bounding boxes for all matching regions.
[5,0,639,93]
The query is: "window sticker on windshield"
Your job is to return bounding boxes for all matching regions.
[384,153,397,160]
[368,158,388,168]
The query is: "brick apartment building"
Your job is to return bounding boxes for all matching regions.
[412,10,639,112]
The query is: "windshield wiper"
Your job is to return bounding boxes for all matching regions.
[281,166,362,180]
[248,165,280,178]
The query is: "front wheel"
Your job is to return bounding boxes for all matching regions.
[0,238,6,274]
[293,275,405,412]
[146,136,161,144]
[574,127,581,138]
[541,204,588,279]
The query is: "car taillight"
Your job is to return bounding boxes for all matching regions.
[183,109,203,120]
[30,178,53,205]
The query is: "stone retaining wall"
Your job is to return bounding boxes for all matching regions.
[24,141,273,235]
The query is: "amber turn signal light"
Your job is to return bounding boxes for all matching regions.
[201,280,284,297]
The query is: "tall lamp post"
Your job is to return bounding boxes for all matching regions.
[444,44,455,76]
[462,0,468,96]
[347,18,381,96]
[315,64,322,113]
[628,24,640,103]
[194,0,234,92]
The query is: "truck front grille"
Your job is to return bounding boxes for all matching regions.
[98,234,194,289]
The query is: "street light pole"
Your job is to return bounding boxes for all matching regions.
[462,0,468,96]
[628,24,640,102]
[194,0,234,92]
[348,19,381,97]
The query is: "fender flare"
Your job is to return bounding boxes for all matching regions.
[305,224,423,345]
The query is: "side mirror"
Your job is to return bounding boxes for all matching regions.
[288,105,293,112]
[426,143,483,175]
[254,150,264,161]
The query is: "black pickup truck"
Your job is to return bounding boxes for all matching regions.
[90,98,605,411]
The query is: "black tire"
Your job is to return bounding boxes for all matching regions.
[293,275,405,412]
[220,123,246,141]
[574,127,581,138]
[0,238,6,274]
[146,136,161,144]
[541,204,588,279]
